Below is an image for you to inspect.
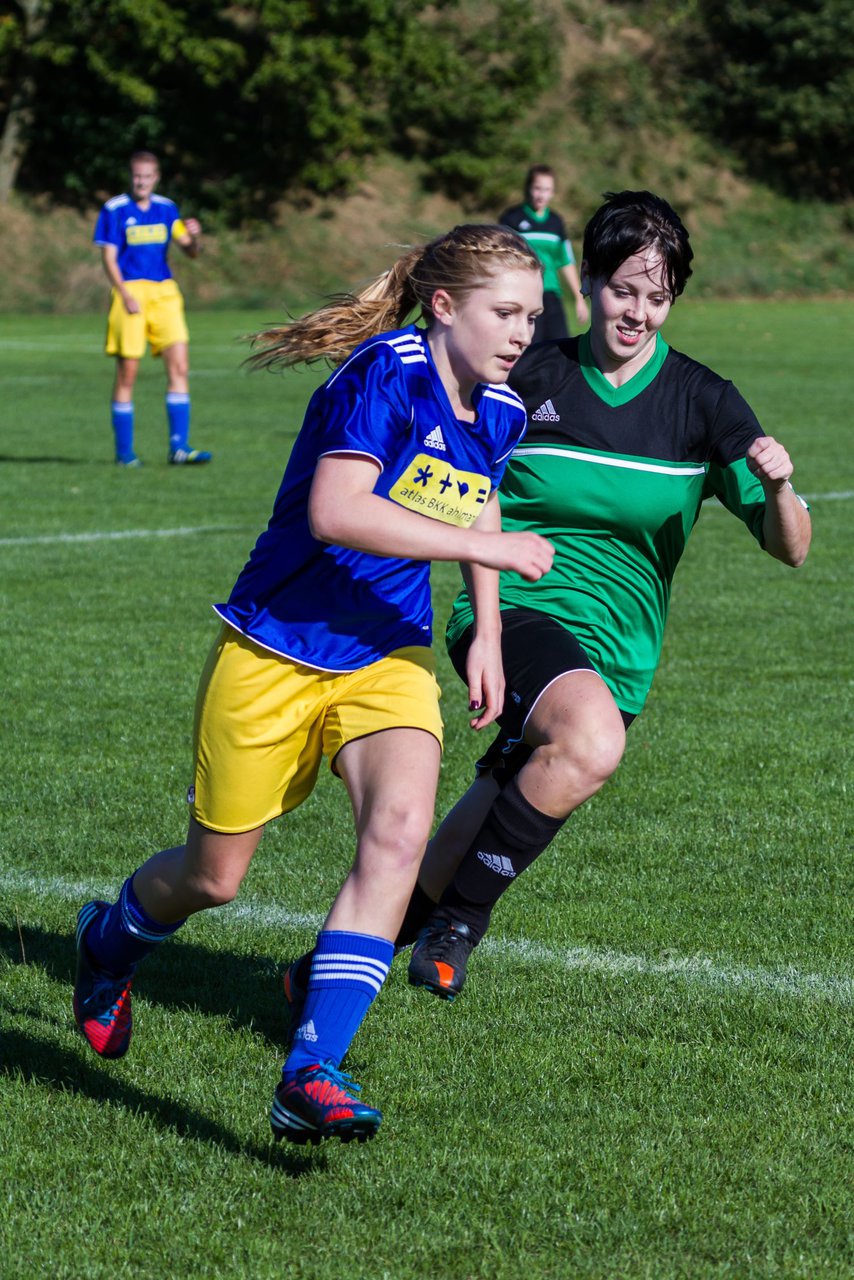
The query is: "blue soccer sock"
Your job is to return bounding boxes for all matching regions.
[111,401,135,461]
[83,874,185,975]
[283,930,393,1079]
[166,392,191,452]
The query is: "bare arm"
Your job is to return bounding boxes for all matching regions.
[460,493,505,729]
[559,262,589,327]
[100,244,140,314]
[308,454,553,579]
[747,436,812,567]
[174,216,201,259]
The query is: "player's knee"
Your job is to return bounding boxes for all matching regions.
[540,720,625,799]
[586,727,625,788]
[183,871,243,910]
[361,806,432,874]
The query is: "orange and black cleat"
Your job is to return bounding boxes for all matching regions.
[407,918,475,1000]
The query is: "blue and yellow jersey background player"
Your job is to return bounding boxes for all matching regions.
[93,150,211,467]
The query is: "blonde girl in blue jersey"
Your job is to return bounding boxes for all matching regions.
[72,224,553,1145]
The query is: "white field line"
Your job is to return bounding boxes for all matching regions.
[703,489,853,511]
[1,489,850,550]
[0,525,248,547]
[3,867,853,1006]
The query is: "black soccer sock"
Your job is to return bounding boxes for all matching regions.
[394,881,438,950]
[436,777,566,944]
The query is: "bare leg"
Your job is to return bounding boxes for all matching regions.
[132,816,266,924]
[112,355,139,402]
[418,670,625,902]
[516,670,626,817]
[162,341,189,393]
[326,727,442,939]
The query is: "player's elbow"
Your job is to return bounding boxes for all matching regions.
[785,543,810,569]
[770,532,811,568]
[307,491,342,544]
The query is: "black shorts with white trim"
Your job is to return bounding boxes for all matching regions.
[449,606,635,786]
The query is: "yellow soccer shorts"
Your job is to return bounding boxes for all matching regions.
[189,624,444,834]
[105,278,189,359]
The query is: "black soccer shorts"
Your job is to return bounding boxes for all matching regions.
[448,606,634,785]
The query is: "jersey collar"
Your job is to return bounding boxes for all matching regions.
[578,331,669,406]
[523,203,550,223]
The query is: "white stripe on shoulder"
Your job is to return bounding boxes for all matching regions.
[105,194,130,210]
[482,385,525,410]
[326,333,424,387]
[387,332,427,364]
[387,332,424,350]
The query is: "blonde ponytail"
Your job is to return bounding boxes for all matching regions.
[247,224,541,371]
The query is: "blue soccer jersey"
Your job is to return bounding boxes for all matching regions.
[216,326,527,671]
[93,193,186,282]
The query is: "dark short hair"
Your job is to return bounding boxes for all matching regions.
[129,150,159,168]
[582,191,693,300]
[524,164,555,197]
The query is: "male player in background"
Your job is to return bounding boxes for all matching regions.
[94,151,211,467]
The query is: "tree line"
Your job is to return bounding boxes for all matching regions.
[0,0,851,217]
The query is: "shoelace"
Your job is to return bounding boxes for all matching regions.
[308,1062,362,1097]
[86,970,132,1018]
[422,923,472,961]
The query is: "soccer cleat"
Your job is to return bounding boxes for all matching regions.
[407,918,475,1001]
[116,454,142,468]
[72,900,136,1059]
[168,447,212,465]
[270,1062,382,1145]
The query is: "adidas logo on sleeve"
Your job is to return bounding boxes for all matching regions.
[531,399,560,422]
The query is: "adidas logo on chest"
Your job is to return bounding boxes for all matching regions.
[423,424,446,451]
[532,399,560,423]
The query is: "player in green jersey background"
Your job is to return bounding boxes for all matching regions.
[404,190,812,999]
[499,165,589,342]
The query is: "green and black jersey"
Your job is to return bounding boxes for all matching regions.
[499,203,575,295]
[447,333,777,715]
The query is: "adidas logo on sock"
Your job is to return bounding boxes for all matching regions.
[423,425,446,451]
[476,850,516,878]
[532,398,560,422]
[294,1018,319,1043]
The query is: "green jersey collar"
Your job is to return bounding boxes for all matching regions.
[579,331,670,406]
[523,202,550,223]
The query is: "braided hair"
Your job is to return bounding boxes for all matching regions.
[247,224,542,371]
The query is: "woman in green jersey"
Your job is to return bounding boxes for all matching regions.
[397,189,812,999]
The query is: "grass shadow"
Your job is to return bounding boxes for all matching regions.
[0,1024,322,1177]
[0,454,87,464]
[0,920,304,1050]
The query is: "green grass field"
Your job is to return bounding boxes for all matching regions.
[1,304,852,1279]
